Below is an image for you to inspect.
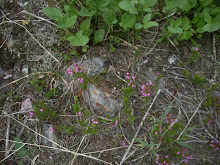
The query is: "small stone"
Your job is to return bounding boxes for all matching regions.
[168,55,176,64]
[22,65,29,75]
[82,84,120,118]
[20,98,34,113]
[42,124,58,149]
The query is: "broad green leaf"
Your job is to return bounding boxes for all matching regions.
[175,141,195,150]
[67,31,89,46]
[204,12,212,23]
[174,17,182,27]
[78,6,96,16]
[182,16,191,30]
[42,7,63,21]
[165,0,180,9]
[142,13,152,24]
[181,30,193,40]
[80,19,91,30]
[94,29,105,43]
[145,0,158,7]
[143,7,152,12]
[203,15,220,32]
[57,14,77,29]
[88,0,110,11]
[135,23,143,29]
[143,21,158,29]
[210,7,220,15]
[108,0,120,12]
[170,19,175,27]
[84,28,93,36]
[188,0,197,8]
[130,2,138,14]
[168,26,183,34]
[119,0,130,11]
[179,1,191,11]
[199,0,214,6]
[103,10,117,26]
[120,12,136,29]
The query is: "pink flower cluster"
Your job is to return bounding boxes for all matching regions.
[207,117,214,124]
[92,118,98,124]
[125,72,135,87]
[122,140,130,146]
[50,126,54,133]
[67,63,87,84]
[29,112,34,118]
[192,47,199,51]
[141,81,152,97]
[177,147,192,163]
[155,154,173,165]
[155,126,162,135]
[210,140,219,152]
[115,120,118,126]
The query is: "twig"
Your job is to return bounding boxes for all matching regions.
[176,96,207,140]
[21,10,57,26]
[4,118,11,157]
[212,34,217,81]
[119,89,161,165]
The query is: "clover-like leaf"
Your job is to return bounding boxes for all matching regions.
[143,21,158,29]
[120,12,136,29]
[42,7,63,21]
[103,10,117,26]
[57,14,77,29]
[94,29,105,43]
[67,31,89,46]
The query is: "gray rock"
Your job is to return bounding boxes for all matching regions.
[20,98,34,113]
[82,84,120,118]
[146,71,164,89]
[42,124,57,149]
[22,65,29,75]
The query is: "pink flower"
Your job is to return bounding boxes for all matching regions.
[165,155,169,158]
[50,126,54,132]
[67,69,73,75]
[115,120,118,126]
[29,112,34,118]
[155,131,158,135]
[40,109,43,112]
[156,72,160,75]
[78,111,82,115]
[177,151,180,155]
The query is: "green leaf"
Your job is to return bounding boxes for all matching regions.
[103,10,117,26]
[199,0,214,6]
[210,7,220,15]
[188,0,197,8]
[119,0,130,11]
[135,138,151,148]
[94,29,105,43]
[80,19,91,30]
[142,13,152,24]
[204,12,212,23]
[165,0,180,9]
[67,31,89,46]
[175,141,195,150]
[78,6,96,16]
[129,2,138,14]
[84,28,93,36]
[179,1,191,11]
[135,23,143,29]
[88,0,110,11]
[143,21,158,29]
[181,30,193,40]
[182,16,191,30]
[57,14,77,29]
[145,0,158,7]
[120,12,136,29]
[203,15,220,32]
[168,26,183,34]
[42,7,63,21]
[174,17,182,27]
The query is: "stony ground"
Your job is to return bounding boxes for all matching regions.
[0,1,219,165]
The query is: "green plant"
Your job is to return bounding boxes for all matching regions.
[56,125,76,134]
[183,70,207,86]
[32,100,59,122]
[158,0,220,45]
[14,137,33,157]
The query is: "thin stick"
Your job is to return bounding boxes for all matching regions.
[212,34,217,81]
[4,118,11,157]
[176,96,206,140]
[119,89,161,165]
[21,10,57,26]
